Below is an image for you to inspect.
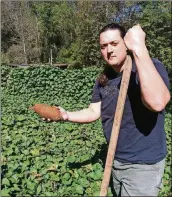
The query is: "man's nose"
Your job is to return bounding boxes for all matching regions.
[107,44,113,53]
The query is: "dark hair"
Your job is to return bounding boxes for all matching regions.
[98,23,127,87]
[99,23,126,38]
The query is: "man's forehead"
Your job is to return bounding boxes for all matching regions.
[100,29,122,44]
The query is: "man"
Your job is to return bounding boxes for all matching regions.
[41,23,171,196]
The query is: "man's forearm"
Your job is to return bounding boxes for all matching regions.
[66,108,100,123]
[66,102,101,123]
[133,46,170,111]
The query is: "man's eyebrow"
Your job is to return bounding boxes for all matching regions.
[100,40,119,46]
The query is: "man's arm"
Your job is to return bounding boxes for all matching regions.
[66,102,101,123]
[133,49,170,112]
[124,25,171,112]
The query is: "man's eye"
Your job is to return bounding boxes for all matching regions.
[112,43,118,46]
[101,46,106,49]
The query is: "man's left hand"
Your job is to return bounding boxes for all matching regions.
[124,24,146,54]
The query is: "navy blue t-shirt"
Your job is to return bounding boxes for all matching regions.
[91,58,170,164]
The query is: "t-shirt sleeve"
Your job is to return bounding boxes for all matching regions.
[91,80,102,103]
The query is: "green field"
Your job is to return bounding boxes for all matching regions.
[1,65,171,196]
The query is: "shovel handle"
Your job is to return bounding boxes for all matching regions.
[100,55,132,196]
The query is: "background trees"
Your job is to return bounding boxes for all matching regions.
[1,1,171,73]
[2,1,40,64]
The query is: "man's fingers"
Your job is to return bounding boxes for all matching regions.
[57,106,65,113]
[42,118,51,122]
[133,24,142,29]
[29,106,34,110]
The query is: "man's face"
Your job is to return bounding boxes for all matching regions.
[100,29,127,72]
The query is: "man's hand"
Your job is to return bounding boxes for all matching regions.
[124,25,170,112]
[124,24,146,54]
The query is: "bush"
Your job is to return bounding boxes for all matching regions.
[6,44,26,64]
[1,53,10,64]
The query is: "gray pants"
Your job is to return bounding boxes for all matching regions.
[112,158,165,196]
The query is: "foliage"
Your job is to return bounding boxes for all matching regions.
[54,1,119,68]
[1,65,171,196]
[6,44,26,64]
[1,1,171,75]
[1,1,40,64]
[1,65,110,196]
[1,53,10,64]
[137,1,171,75]
[30,1,62,63]
[57,40,85,67]
[159,113,172,196]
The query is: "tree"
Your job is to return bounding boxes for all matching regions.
[1,0,171,72]
[138,1,171,74]
[56,1,121,67]
[29,2,64,63]
[1,1,40,64]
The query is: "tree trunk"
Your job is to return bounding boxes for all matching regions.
[35,15,41,60]
[19,3,27,64]
[50,49,53,65]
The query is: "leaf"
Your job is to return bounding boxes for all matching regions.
[58,137,65,143]
[27,182,35,191]
[2,178,10,186]
[1,189,10,196]
[71,130,79,135]
[88,169,102,181]
[78,178,90,188]
[92,163,102,170]
[62,172,70,180]
[86,141,92,147]
[36,185,42,194]
[62,178,72,186]
[17,115,26,121]
[76,185,84,194]
[79,154,90,162]
[44,192,55,196]
[13,184,20,191]
[9,175,18,183]
[93,191,100,196]
[67,155,76,163]
[94,169,102,180]
[30,149,40,156]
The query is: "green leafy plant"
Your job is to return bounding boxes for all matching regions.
[1,65,171,196]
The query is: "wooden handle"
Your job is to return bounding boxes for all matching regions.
[99,55,132,196]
